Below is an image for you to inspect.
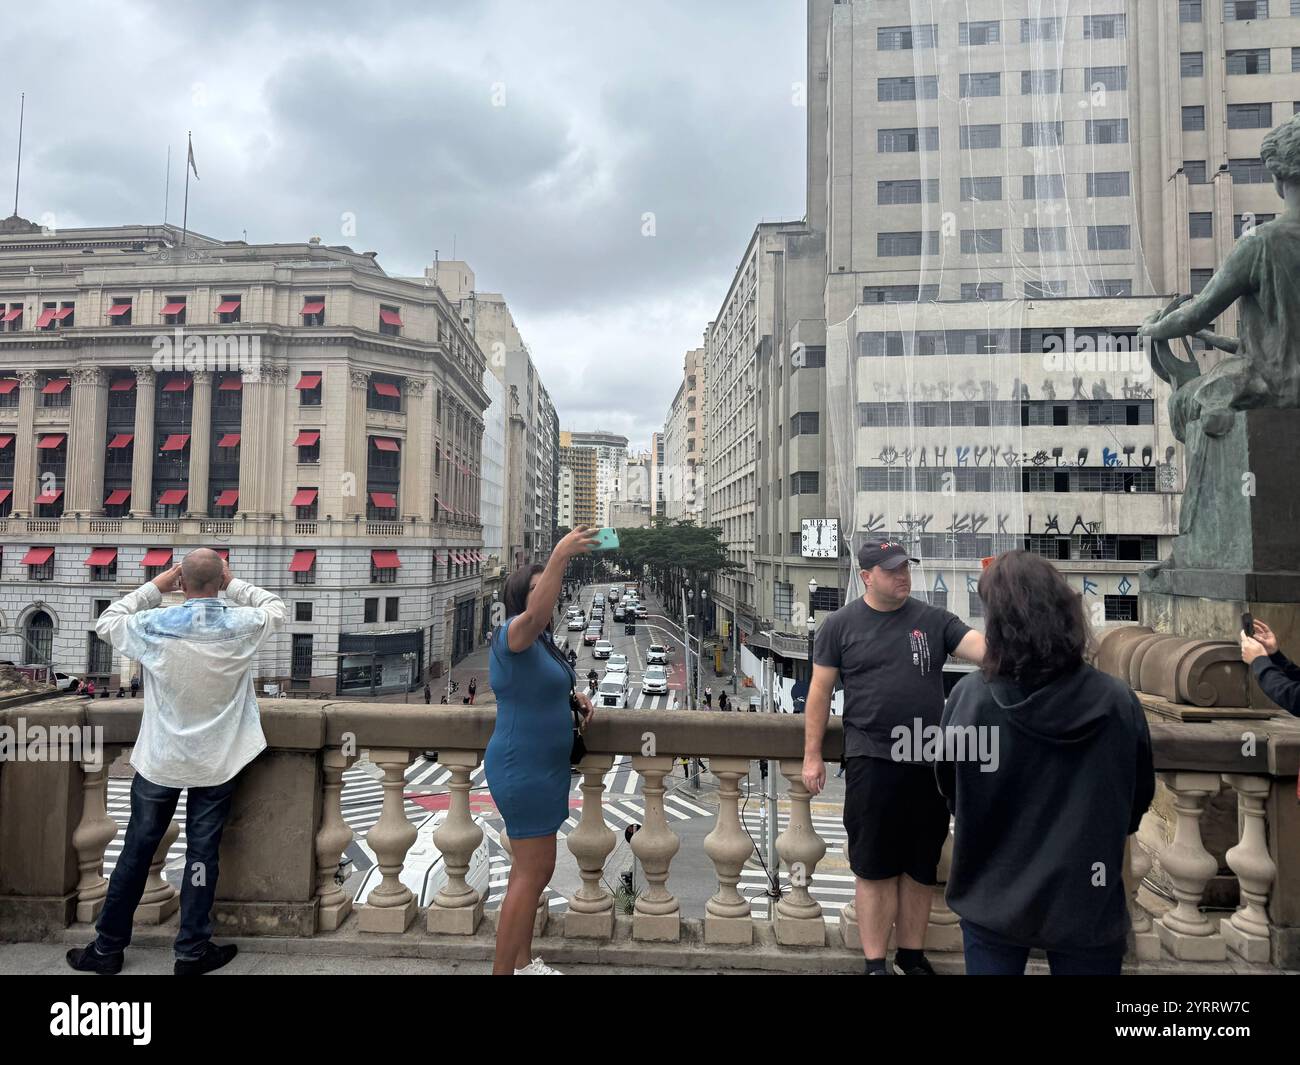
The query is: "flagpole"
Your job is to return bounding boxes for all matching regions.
[12,92,24,218]
[181,131,191,247]
[164,144,171,224]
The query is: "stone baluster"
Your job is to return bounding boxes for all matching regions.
[73,745,120,922]
[629,756,680,941]
[565,753,617,939]
[774,760,827,945]
[315,747,357,931]
[136,817,180,923]
[1155,772,1226,960]
[840,894,860,953]
[1124,830,1160,961]
[357,749,418,932]
[1220,774,1276,962]
[428,750,485,933]
[926,820,962,951]
[703,757,754,944]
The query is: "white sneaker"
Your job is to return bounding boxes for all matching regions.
[513,956,563,975]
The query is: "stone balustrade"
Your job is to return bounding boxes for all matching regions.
[2,696,1299,972]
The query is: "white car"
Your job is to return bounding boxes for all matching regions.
[647,644,670,665]
[593,640,614,659]
[605,654,628,676]
[641,665,668,695]
[355,810,491,907]
[54,671,82,692]
[567,616,586,631]
[597,677,629,709]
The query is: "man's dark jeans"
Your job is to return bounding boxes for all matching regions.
[961,919,1124,976]
[94,772,238,960]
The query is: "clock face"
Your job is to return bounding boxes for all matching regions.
[801,518,839,558]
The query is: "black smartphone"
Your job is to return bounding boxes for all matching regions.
[1242,612,1255,637]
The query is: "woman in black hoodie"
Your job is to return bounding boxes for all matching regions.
[935,551,1155,975]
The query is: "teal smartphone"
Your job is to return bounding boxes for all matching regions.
[591,527,620,551]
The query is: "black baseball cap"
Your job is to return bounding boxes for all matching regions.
[857,540,919,571]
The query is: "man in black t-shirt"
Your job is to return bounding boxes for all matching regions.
[803,541,985,976]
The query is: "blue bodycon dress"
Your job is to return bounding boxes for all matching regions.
[484,617,575,839]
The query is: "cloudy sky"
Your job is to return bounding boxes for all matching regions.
[0,1,808,453]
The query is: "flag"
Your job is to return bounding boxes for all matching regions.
[187,134,199,181]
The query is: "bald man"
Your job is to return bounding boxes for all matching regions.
[68,548,286,976]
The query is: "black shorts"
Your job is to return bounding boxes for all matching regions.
[842,756,950,884]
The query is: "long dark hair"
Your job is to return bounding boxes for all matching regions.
[497,564,576,688]
[978,551,1091,690]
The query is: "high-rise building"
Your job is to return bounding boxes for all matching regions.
[558,431,598,528]
[567,430,629,525]
[662,347,706,522]
[651,431,666,516]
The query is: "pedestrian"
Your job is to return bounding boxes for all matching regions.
[424,683,432,705]
[1240,619,1300,715]
[84,679,96,699]
[718,691,729,712]
[440,693,448,704]
[935,551,1154,975]
[130,674,140,698]
[679,755,691,779]
[484,525,599,976]
[468,676,478,704]
[703,686,712,710]
[802,540,986,976]
[116,686,127,698]
[66,549,287,976]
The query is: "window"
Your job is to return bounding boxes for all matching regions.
[1226,49,1270,76]
[968,591,985,618]
[368,376,403,411]
[1021,70,1062,95]
[290,634,313,684]
[1024,228,1069,252]
[296,431,321,464]
[1104,595,1139,622]
[1184,161,1207,185]
[1224,1,1265,19]
[1181,52,1204,77]
[960,20,999,46]
[216,295,241,324]
[1023,174,1065,199]
[41,375,71,408]
[385,597,399,622]
[774,582,793,622]
[1020,17,1061,41]
[1189,212,1213,239]
[1087,119,1129,144]
[371,558,398,584]
[1182,107,1205,132]
[1025,279,1068,298]
[107,298,132,325]
[960,72,1001,98]
[1228,103,1273,129]
[1191,269,1214,294]
[961,124,1001,149]
[1022,122,1064,147]
[364,597,379,623]
[87,632,113,677]
[878,127,939,152]
[1089,225,1131,250]
[1083,14,1125,39]
[878,25,936,50]
[790,412,820,436]
[1088,171,1130,197]
[1229,158,1270,183]
[1236,212,1276,237]
[961,282,1003,301]
[878,231,939,257]
[961,229,1003,254]
[878,179,939,204]
[794,345,827,369]
[301,296,325,327]
[90,560,117,583]
[295,601,313,622]
[1294,47,1300,72]
[1089,279,1132,297]
[2,303,20,332]
[161,296,186,325]
[878,76,938,101]
[1179,0,1202,22]
[960,176,1002,202]
[1085,66,1127,92]
[28,551,54,581]
[297,372,322,406]
[378,304,403,336]
[293,488,319,521]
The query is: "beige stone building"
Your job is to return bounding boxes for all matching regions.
[0,218,489,693]
[558,432,597,528]
[662,347,706,524]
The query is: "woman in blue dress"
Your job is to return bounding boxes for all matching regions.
[486,525,598,975]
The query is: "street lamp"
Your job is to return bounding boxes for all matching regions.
[807,578,818,696]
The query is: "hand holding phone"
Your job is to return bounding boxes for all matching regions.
[1242,612,1255,638]
[591,527,620,552]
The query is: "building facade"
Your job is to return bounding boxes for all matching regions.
[567,430,629,526]
[661,348,706,524]
[558,433,597,529]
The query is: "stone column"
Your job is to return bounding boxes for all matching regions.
[186,371,212,516]
[128,366,156,517]
[702,756,754,945]
[1220,774,1276,963]
[1155,772,1226,961]
[427,750,485,934]
[1124,829,1160,962]
[314,747,356,932]
[10,370,37,518]
[926,821,962,951]
[72,745,119,922]
[629,756,680,941]
[136,818,180,923]
[342,370,369,519]
[402,378,430,521]
[67,367,108,515]
[775,760,827,946]
[357,749,418,933]
[565,753,617,939]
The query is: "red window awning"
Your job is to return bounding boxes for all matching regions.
[34,488,63,505]
[369,491,397,508]
[0,378,17,393]
[109,377,135,391]
[291,488,318,507]
[214,300,241,314]
[33,309,57,328]
[160,302,186,315]
[215,489,239,507]
[0,308,21,322]
[217,433,241,448]
[156,488,187,506]
[217,376,243,391]
[108,433,134,449]
[371,436,400,452]
[296,373,322,390]
[142,548,173,567]
[104,489,131,506]
[289,549,317,573]
[378,309,403,327]
[85,548,118,567]
[37,434,66,449]
[0,488,11,504]
[162,378,191,392]
[42,378,70,394]
[300,302,325,315]
[107,303,132,318]
[373,381,401,397]
[451,551,462,564]
[160,433,190,451]
[21,547,53,566]
[0,434,11,449]
[52,307,74,321]
[371,549,401,569]
[293,430,320,447]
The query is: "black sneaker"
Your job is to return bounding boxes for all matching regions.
[892,953,937,976]
[174,942,238,976]
[66,942,123,975]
